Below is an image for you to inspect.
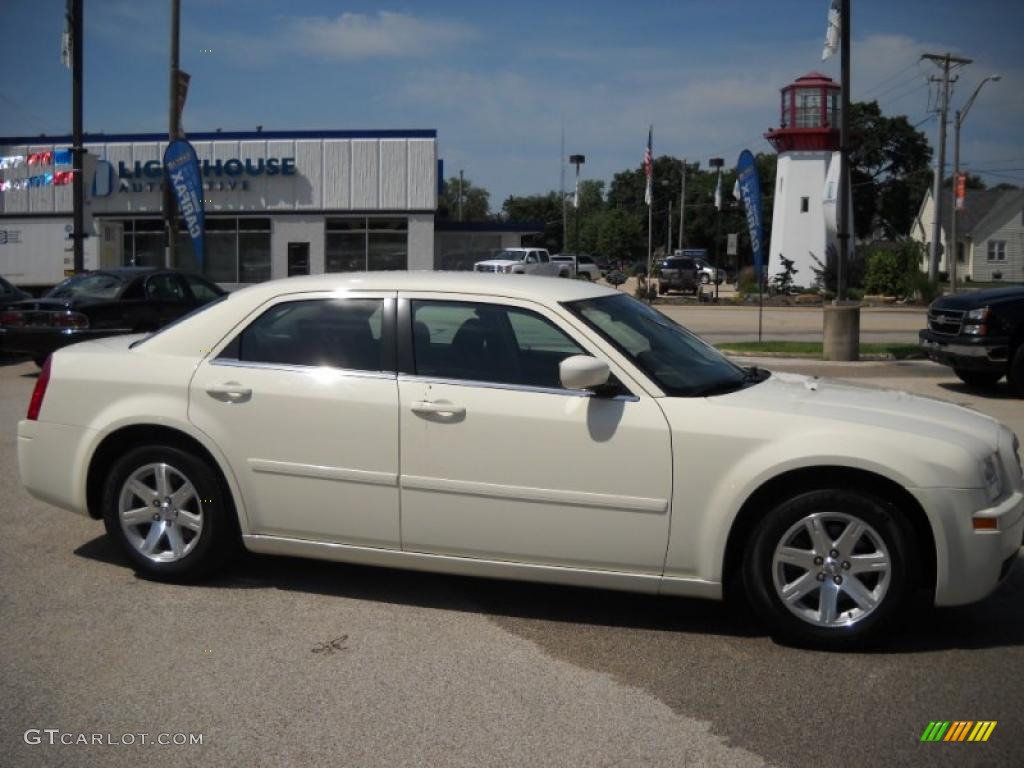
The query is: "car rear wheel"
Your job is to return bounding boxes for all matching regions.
[954,368,1003,387]
[743,489,917,649]
[102,445,236,581]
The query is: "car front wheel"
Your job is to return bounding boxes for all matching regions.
[102,445,236,581]
[743,489,917,648]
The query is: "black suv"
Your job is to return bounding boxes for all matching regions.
[919,286,1024,395]
[657,257,700,295]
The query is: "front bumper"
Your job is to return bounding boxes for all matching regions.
[918,329,1011,372]
[0,327,131,359]
[913,485,1024,606]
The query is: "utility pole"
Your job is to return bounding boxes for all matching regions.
[163,0,181,269]
[836,0,851,302]
[678,159,686,250]
[560,122,567,253]
[922,51,972,283]
[709,157,724,302]
[950,74,1000,292]
[71,0,84,274]
[666,198,672,255]
[458,169,464,221]
[569,154,586,261]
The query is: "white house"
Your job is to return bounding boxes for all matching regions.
[912,187,1024,283]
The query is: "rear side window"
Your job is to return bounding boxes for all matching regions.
[222,299,387,371]
[185,275,223,302]
[146,274,187,300]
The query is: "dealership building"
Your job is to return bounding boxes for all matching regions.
[0,129,538,289]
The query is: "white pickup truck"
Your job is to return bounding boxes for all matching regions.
[474,248,565,277]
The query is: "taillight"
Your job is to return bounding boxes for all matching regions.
[27,356,51,421]
[0,310,24,327]
[53,311,89,329]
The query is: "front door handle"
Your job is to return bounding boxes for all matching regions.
[411,400,465,417]
[206,381,252,403]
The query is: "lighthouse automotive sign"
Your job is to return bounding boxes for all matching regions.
[163,139,205,268]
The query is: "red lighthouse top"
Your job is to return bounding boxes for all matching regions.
[764,72,840,152]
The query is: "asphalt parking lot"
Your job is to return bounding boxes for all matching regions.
[1,352,1022,768]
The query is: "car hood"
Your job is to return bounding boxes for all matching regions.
[475,260,520,267]
[712,371,1000,452]
[931,286,1024,310]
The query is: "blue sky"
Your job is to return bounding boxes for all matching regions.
[2,1,1022,206]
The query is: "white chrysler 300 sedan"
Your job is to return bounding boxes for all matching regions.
[17,273,1024,647]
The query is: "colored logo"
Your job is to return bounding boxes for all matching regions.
[920,721,997,742]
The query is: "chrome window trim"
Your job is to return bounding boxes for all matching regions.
[211,358,397,380]
[398,373,639,402]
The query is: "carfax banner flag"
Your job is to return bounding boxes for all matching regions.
[735,149,765,278]
[163,139,205,268]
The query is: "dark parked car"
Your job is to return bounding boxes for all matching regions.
[0,275,31,307]
[919,285,1024,396]
[657,256,700,295]
[0,268,225,365]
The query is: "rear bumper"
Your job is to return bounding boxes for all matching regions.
[17,419,96,517]
[913,486,1024,606]
[918,330,1010,372]
[0,327,131,359]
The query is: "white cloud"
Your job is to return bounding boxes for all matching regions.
[285,11,478,59]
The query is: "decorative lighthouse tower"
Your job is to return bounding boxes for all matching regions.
[764,72,843,289]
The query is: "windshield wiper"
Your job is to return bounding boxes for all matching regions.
[691,366,770,397]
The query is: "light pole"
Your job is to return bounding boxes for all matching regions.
[569,154,586,261]
[709,157,724,301]
[950,74,1000,292]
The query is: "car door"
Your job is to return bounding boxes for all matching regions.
[522,251,540,274]
[397,294,673,573]
[188,292,401,546]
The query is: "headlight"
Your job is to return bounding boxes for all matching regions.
[982,454,1003,502]
[966,307,990,321]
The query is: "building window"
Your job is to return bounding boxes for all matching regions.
[434,233,502,270]
[800,197,809,213]
[326,217,408,272]
[169,217,271,284]
[987,240,1006,262]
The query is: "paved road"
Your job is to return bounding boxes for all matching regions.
[1,356,1021,768]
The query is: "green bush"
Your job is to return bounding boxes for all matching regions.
[864,241,925,298]
[605,270,627,289]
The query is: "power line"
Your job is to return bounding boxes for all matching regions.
[857,61,922,100]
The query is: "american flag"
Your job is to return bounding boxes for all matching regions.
[643,126,653,206]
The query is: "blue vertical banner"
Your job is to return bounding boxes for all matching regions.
[163,139,205,268]
[735,149,765,278]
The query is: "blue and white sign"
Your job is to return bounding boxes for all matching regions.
[735,150,765,278]
[163,139,205,268]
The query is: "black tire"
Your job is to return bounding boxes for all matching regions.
[1008,346,1024,397]
[743,489,918,649]
[102,445,237,582]
[953,367,1003,387]
[580,272,592,281]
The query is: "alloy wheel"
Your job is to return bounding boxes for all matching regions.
[771,511,891,628]
[118,462,204,563]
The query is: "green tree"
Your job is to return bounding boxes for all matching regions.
[438,176,490,221]
[849,101,933,239]
[502,192,564,253]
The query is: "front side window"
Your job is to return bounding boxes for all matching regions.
[223,299,386,371]
[565,293,753,397]
[412,300,586,389]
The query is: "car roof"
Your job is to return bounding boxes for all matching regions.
[229,271,618,303]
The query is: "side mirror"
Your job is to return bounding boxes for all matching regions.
[559,355,610,391]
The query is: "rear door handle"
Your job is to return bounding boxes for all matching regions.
[206,381,252,403]
[411,400,465,417]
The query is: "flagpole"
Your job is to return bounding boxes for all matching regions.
[71,0,84,275]
[644,125,654,303]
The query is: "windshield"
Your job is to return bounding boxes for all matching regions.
[497,250,527,261]
[564,293,756,397]
[45,273,125,300]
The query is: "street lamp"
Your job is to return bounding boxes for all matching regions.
[950,75,1001,292]
[708,157,725,301]
[569,154,586,261]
